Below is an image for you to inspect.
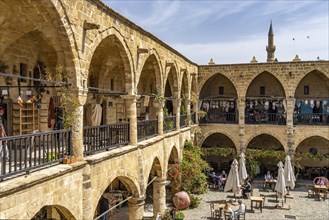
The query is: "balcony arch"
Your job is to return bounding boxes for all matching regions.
[199,73,238,124]
[164,66,178,116]
[32,205,76,220]
[245,71,286,125]
[295,136,329,168]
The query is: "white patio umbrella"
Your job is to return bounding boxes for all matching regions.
[224,159,240,197]
[239,152,248,184]
[284,155,296,192]
[275,161,287,206]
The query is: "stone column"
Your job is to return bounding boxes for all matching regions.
[153,177,167,216]
[71,88,87,160]
[157,102,164,135]
[173,98,181,130]
[286,97,295,156]
[186,100,191,126]
[128,196,145,220]
[238,97,246,153]
[123,95,138,145]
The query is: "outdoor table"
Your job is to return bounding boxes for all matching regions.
[250,196,263,213]
[314,185,328,200]
[264,179,277,191]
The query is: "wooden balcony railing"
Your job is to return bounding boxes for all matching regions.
[0,130,72,180]
[83,123,130,155]
[180,114,188,128]
[137,119,158,141]
[293,113,329,126]
[199,113,238,124]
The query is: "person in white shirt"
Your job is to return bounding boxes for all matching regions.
[234,199,246,220]
[224,203,234,220]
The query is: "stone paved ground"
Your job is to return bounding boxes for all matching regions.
[182,181,329,220]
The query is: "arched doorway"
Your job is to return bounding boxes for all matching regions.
[294,70,329,125]
[201,133,237,173]
[144,157,163,218]
[136,55,161,140]
[295,136,329,179]
[32,205,75,220]
[245,71,286,125]
[246,134,285,177]
[0,1,76,136]
[199,73,238,124]
[94,176,138,220]
[86,35,131,125]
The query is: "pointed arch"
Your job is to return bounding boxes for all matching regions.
[199,73,238,99]
[0,0,78,87]
[246,133,286,152]
[245,71,286,98]
[92,169,141,215]
[31,205,76,220]
[85,27,134,94]
[294,69,329,98]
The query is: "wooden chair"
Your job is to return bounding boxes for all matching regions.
[210,203,216,219]
[237,212,246,220]
[224,211,233,220]
[259,194,266,206]
[308,189,315,198]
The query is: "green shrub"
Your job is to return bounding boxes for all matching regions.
[189,195,201,208]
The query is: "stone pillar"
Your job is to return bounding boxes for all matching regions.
[128,196,145,220]
[157,102,164,135]
[286,97,295,156]
[123,95,138,145]
[153,177,167,216]
[173,98,181,130]
[238,97,246,153]
[82,164,93,220]
[186,100,191,126]
[71,88,87,160]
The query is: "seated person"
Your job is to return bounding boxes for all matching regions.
[220,170,227,186]
[217,175,224,191]
[241,177,252,198]
[224,203,234,220]
[316,178,325,186]
[264,170,274,190]
[234,200,246,220]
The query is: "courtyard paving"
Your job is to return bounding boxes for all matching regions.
[182,180,329,220]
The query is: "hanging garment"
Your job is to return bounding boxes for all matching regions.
[143,96,150,107]
[90,104,102,126]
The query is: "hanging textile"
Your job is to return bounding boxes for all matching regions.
[88,104,103,126]
[143,96,150,107]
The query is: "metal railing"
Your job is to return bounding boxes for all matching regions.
[137,119,158,141]
[180,114,188,128]
[199,113,238,124]
[293,113,329,126]
[0,130,72,180]
[245,113,286,125]
[164,116,176,133]
[83,123,129,155]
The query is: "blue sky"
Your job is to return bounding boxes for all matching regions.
[104,0,329,65]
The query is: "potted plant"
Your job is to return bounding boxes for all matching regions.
[175,211,185,220]
[152,92,165,108]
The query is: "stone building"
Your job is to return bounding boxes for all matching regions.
[0,0,328,219]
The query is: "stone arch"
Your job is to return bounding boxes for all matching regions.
[92,169,141,215]
[295,134,329,149]
[137,53,163,95]
[85,27,134,94]
[179,70,189,97]
[31,205,76,220]
[0,0,78,87]
[168,145,180,164]
[199,73,238,99]
[164,66,179,115]
[294,69,329,98]
[198,72,236,94]
[295,135,329,168]
[146,156,164,181]
[191,74,198,97]
[246,133,286,152]
[198,130,238,151]
[245,71,286,98]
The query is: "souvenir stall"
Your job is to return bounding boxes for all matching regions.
[294,99,329,124]
[199,98,237,123]
[245,98,286,124]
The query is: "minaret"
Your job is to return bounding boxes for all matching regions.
[266,21,276,62]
